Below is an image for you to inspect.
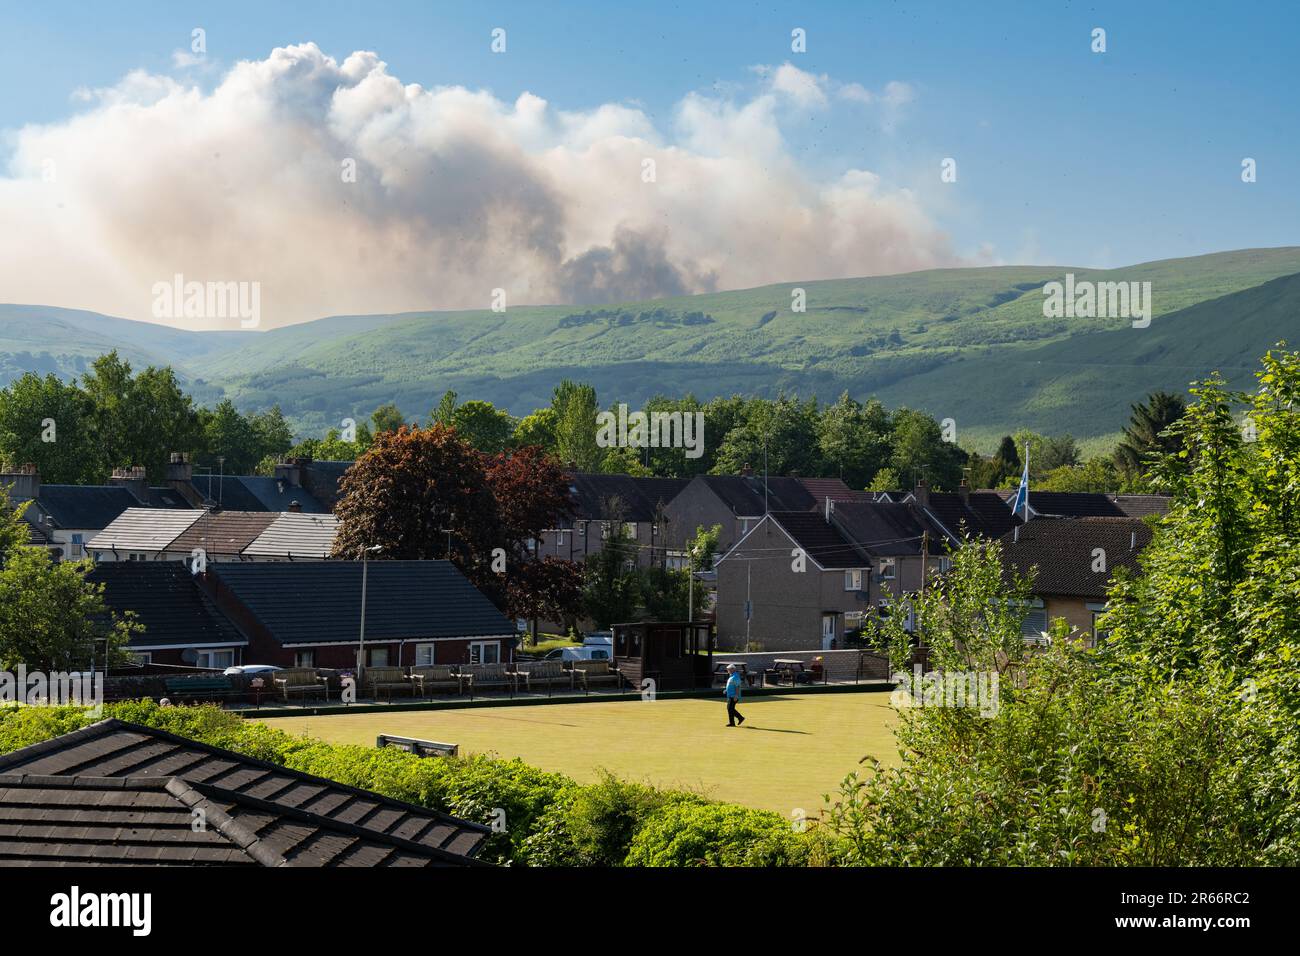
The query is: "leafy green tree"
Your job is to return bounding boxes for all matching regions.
[0,373,98,483]
[551,381,602,471]
[198,399,260,474]
[889,408,966,490]
[817,393,891,488]
[994,435,1021,478]
[370,402,407,436]
[513,407,558,452]
[867,467,902,492]
[430,390,458,428]
[582,514,640,628]
[1038,434,1081,472]
[712,395,823,477]
[445,400,516,454]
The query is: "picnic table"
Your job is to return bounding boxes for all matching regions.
[766,659,813,686]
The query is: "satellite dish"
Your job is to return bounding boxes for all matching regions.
[180,649,199,665]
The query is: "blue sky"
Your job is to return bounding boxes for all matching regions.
[1,0,1296,322]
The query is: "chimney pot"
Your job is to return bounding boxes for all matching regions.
[288,500,302,513]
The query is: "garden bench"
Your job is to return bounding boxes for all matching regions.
[571,659,623,694]
[274,667,330,702]
[364,666,414,702]
[512,660,572,695]
[461,663,516,699]
[409,665,461,697]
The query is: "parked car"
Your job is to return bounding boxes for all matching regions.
[223,664,283,676]
[542,645,612,661]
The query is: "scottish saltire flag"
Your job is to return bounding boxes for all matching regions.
[1010,445,1030,520]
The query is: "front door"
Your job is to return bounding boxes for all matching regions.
[821,613,836,650]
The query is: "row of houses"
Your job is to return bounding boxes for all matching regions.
[0,455,345,560]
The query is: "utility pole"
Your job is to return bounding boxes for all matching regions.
[357,544,382,688]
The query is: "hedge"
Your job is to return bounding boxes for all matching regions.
[0,702,842,867]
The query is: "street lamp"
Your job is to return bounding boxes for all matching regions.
[358,544,382,688]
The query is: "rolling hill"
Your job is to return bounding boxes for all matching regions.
[3,247,1299,447]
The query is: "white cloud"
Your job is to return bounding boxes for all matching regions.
[0,43,956,327]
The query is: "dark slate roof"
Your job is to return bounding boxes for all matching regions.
[922,492,1022,543]
[0,773,477,866]
[143,486,193,509]
[35,485,149,530]
[0,719,489,859]
[208,560,515,646]
[165,510,277,556]
[189,475,325,514]
[696,475,815,516]
[1109,494,1171,518]
[798,478,872,503]
[87,562,245,649]
[999,517,1153,599]
[765,511,859,569]
[829,501,935,557]
[567,473,688,522]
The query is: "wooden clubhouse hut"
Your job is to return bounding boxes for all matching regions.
[611,621,715,691]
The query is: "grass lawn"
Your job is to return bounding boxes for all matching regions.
[257,691,900,815]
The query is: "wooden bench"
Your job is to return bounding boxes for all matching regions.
[163,675,234,703]
[274,668,329,702]
[571,659,623,694]
[461,663,515,699]
[512,660,571,695]
[364,666,414,702]
[409,665,460,697]
[376,734,459,757]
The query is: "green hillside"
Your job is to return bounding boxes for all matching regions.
[4,247,1299,443]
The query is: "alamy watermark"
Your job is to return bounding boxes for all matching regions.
[152,273,261,328]
[1042,273,1152,328]
[890,664,1000,717]
[595,403,705,459]
[1,665,103,712]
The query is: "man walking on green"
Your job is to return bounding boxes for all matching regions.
[724,663,745,727]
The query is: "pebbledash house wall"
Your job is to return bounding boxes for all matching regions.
[714,522,871,651]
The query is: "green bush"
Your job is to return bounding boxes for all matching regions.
[624,802,820,867]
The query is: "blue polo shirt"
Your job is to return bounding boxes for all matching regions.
[725,673,742,700]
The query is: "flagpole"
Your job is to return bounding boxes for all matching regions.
[1022,442,1030,521]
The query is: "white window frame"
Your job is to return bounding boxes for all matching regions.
[469,641,501,665]
[196,648,236,670]
[130,651,152,665]
[879,558,897,580]
[844,569,863,591]
[293,650,315,669]
[367,647,390,667]
[414,643,437,666]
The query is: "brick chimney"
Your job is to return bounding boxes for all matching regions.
[287,500,302,513]
[913,478,930,508]
[165,451,193,485]
[0,462,40,502]
[273,457,308,489]
[958,478,970,504]
[109,466,149,503]
[740,462,754,477]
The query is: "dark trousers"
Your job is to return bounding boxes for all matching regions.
[727,698,743,725]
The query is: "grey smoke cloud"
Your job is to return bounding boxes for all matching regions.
[0,45,959,329]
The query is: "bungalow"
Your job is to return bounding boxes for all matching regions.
[202,560,517,670]
[998,516,1153,646]
[87,561,248,669]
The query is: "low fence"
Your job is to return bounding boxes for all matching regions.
[713,648,892,684]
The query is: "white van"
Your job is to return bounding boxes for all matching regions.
[544,633,613,662]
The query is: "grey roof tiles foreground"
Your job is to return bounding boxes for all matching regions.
[0,719,490,861]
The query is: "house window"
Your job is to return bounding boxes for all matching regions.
[579,522,587,537]
[469,641,501,665]
[294,650,315,669]
[1086,602,1109,644]
[938,556,952,572]
[1020,600,1048,642]
[623,522,638,539]
[844,569,863,591]
[368,647,389,667]
[130,652,152,665]
[415,643,436,666]
[879,558,896,580]
[196,648,236,670]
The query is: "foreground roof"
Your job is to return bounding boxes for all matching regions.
[207,560,515,646]
[0,719,489,859]
[999,516,1153,599]
[87,562,245,649]
[164,510,278,556]
[0,774,477,866]
[35,485,170,531]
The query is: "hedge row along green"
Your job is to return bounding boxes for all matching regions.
[0,701,841,867]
